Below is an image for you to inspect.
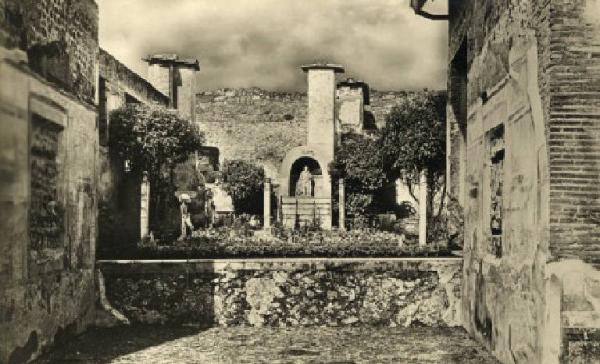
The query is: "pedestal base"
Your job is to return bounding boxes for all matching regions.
[280,197,332,230]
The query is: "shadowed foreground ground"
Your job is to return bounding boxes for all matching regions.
[35,325,500,364]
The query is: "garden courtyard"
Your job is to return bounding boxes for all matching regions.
[34,326,499,364]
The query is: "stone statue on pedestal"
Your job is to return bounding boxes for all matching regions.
[178,194,194,240]
[296,166,313,197]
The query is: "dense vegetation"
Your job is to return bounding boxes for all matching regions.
[330,91,447,228]
[380,91,447,219]
[330,132,387,219]
[221,159,265,214]
[108,104,205,229]
[99,226,452,260]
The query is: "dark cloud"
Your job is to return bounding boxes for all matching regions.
[98,0,447,91]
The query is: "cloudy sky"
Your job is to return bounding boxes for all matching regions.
[98,0,447,92]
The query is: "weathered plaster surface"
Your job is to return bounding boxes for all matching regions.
[0,52,98,363]
[456,2,552,363]
[452,0,600,363]
[306,69,337,161]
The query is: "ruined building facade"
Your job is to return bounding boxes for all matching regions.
[97,51,200,248]
[414,0,600,362]
[0,1,99,362]
[97,49,170,251]
[0,0,201,360]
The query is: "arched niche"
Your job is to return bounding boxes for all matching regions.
[278,146,332,199]
[289,157,322,197]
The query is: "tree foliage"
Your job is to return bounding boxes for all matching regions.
[221,159,265,214]
[330,132,387,195]
[109,104,205,234]
[330,132,388,217]
[380,91,446,184]
[109,103,205,184]
[379,91,446,215]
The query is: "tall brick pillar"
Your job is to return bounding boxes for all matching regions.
[301,63,345,162]
[337,78,369,133]
[264,178,271,230]
[143,54,200,120]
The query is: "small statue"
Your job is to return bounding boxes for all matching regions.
[178,194,194,240]
[296,166,313,197]
[205,188,215,228]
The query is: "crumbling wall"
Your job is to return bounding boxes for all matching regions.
[99,49,169,107]
[195,88,307,178]
[455,1,553,363]
[0,1,99,361]
[0,0,98,104]
[195,88,431,178]
[97,48,171,251]
[0,54,98,363]
[100,258,462,328]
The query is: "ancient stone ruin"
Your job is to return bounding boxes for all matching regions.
[3,0,600,363]
[278,63,344,229]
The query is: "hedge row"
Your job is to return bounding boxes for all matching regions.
[100,228,453,259]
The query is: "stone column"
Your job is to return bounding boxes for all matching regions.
[264,178,271,230]
[418,170,427,247]
[140,171,150,239]
[143,54,200,114]
[302,63,345,163]
[339,178,345,231]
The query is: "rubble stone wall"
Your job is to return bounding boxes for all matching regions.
[100,258,462,328]
[0,0,98,104]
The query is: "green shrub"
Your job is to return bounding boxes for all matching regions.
[221,159,265,214]
[100,227,452,260]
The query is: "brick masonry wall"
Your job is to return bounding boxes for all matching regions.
[195,88,431,178]
[451,1,600,362]
[0,0,99,104]
[100,258,462,328]
[548,0,600,264]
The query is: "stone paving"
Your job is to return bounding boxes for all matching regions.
[35,325,500,364]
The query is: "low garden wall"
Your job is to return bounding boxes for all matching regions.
[99,258,462,328]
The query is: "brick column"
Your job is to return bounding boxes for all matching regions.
[339,178,345,231]
[264,178,271,230]
[418,170,427,247]
[140,171,150,239]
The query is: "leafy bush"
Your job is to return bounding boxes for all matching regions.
[380,91,447,219]
[330,132,388,220]
[108,104,205,230]
[221,159,265,214]
[109,104,204,182]
[100,227,452,260]
[330,132,387,195]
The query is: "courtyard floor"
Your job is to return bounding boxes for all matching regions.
[34,325,500,364]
